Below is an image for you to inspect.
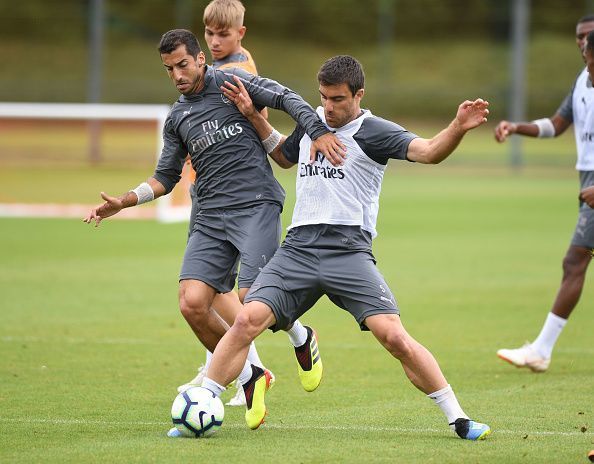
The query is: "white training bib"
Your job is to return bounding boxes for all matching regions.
[572,68,594,171]
[289,108,386,238]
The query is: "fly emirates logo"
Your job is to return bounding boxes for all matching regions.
[299,152,345,179]
[189,119,243,155]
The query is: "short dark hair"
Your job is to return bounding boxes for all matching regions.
[578,14,594,25]
[586,30,594,55]
[158,29,201,57]
[317,55,365,96]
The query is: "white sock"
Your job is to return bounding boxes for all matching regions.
[531,312,567,358]
[285,320,308,347]
[427,384,468,426]
[246,342,264,368]
[204,350,212,369]
[201,377,226,397]
[237,361,255,385]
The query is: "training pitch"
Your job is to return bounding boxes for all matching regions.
[0,165,593,463]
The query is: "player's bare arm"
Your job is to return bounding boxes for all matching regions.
[222,77,294,168]
[494,113,571,143]
[407,98,489,164]
[83,177,166,227]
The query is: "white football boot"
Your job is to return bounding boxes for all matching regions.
[177,365,206,393]
[497,343,550,372]
[225,379,246,406]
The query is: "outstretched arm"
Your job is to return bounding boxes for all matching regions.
[83,177,166,227]
[494,113,571,143]
[406,98,490,164]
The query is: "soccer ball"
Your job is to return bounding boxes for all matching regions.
[171,387,224,437]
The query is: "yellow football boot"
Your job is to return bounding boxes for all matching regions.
[294,326,323,392]
[243,365,274,430]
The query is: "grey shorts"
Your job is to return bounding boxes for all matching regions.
[180,203,282,292]
[244,224,399,332]
[570,204,594,249]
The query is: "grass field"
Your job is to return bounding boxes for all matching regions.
[0,117,583,206]
[1,163,593,463]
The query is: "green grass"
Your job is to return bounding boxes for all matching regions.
[0,118,581,205]
[1,166,593,463]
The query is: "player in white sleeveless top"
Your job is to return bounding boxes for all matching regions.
[494,15,594,373]
[200,55,492,440]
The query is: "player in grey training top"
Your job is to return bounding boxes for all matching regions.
[176,4,279,401]
[154,55,329,211]
[84,30,345,420]
[201,55,492,441]
[494,15,594,373]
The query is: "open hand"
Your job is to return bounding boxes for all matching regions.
[455,98,489,132]
[309,133,347,166]
[83,192,123,227]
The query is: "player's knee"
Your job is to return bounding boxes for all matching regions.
[382,329,414,360]
[230,310,255,339]
[562,250,590,277]
[178,286,210,322]
[231,305,268,341]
